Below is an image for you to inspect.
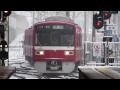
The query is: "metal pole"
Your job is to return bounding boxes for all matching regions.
[8,16,9,66]
[92,11,96,42]
[84,11,87,65]
[33,11,34,25]
[66,11,70,17]
[72,11,75,22]
[38,11,39,22]
[104,21,107,65]
[92,11,95,62]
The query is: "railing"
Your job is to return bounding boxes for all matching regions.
[84,41,120,66]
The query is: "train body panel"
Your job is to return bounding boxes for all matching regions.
[23,19,83,74]
[34,61,75,73]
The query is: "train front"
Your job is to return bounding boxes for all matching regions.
[33,22,76,74]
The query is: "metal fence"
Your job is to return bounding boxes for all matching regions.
[84,41,120,66]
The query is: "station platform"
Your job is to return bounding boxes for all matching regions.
[78,66,120,79]
[0,66,16,79]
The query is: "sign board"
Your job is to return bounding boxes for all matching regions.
[93,43,101,57]
[97,30,105,33]
[105,30,112,36]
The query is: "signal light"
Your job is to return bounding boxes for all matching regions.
[103,11,111,20]
[104,13,108,16]
[0,11,11,22]
[0,40,8,48]
[93,13,104,29]
[97,21,102,26]
[3,11,11,17]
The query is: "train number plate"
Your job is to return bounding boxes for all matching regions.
[46,60,62,71]
[50,67,59,71]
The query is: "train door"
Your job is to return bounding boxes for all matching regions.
[47,29,61,71]
[50,29,60,58]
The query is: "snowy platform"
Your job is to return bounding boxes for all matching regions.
[78,66,120,79]
[78,67,110,79]
[0,66,16,79]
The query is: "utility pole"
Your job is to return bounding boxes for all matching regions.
[91,11,96,62]
[92,11,96,42]
[72,11,75,22]
[66,11,70,17]
[38,11,39,22]
[33,11,35,25]
[84,11,87,65]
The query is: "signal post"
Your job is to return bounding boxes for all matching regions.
[0,11,16,79]
[93,11,118,65]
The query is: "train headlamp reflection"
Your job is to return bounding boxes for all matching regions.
[40,51,44,55]
[36,51,44,55]
[65,51,74,55]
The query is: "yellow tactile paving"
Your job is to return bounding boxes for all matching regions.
[79,68,111,79]
[95,67,120,79]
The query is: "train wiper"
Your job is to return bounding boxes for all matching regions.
[68,40,73,48]
[38,41,42,47]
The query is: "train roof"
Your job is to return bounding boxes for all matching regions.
[34,21,78,26]
[26,17,81,31]
[34,16,78,26]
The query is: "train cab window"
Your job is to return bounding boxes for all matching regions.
[61,29,74,46]
[50,30,60,46]
[35,24,74,46]
[35,29,50,46]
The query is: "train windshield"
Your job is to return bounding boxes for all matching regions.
[35,24,74,46]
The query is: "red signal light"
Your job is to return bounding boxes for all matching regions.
[104,13,108,16]
[103,11,111,20]
[3,11,11,17]
[93,14,103,29]
[97,21,101,26]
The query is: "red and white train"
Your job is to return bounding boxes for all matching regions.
[23,17,83,74]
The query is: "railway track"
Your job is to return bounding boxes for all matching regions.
[9,57,79,79]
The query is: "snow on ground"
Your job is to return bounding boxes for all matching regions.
[5,33,40,79]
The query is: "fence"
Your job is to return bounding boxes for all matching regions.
[84,41,120,66]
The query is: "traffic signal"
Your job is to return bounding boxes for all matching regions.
[93,13,104,29]
[103,11,111,20]
[0,40,8,48]
[0,11,12,22]
[3,11,11,17]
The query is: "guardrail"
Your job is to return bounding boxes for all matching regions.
[84,41,120,66]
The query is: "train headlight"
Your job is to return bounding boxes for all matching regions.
[65,51,69,55]
[65,51,74,55]
[35,51,44,55]
[40,51,44,55]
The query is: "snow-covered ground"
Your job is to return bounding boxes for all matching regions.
[5,33,39,79]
